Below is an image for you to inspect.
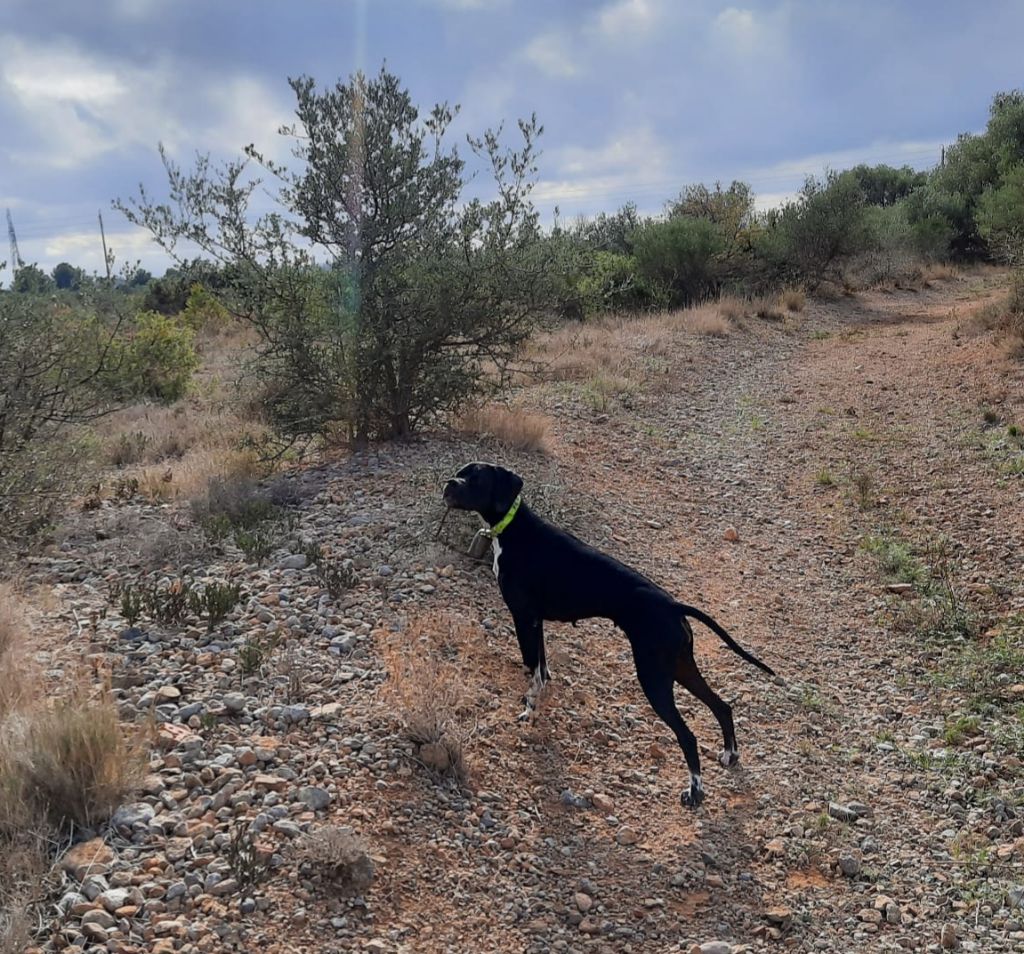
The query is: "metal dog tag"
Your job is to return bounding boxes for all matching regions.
[468,530,491,560]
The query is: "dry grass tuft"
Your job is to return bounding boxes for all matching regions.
[0,587,30,720]
[538,302,732,389]
[921,262,959,284]
[457,404,552,454]
[135,447,264,503]
[716,295,746,322]
[2,596,141,944]
[95,393,270,503]
[381,615,478,783]
[10,692,143,833]
[753,294,786,321]
[295,826,374,895]
[780,287,806,312]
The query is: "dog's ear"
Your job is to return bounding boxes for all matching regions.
[492,465,524,514]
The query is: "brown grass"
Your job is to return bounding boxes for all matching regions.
[10,690,143,832]
[538,303,732,387]
[780,287,806,312]
[2,594,141,945]
[135,446,264,503]
[92,319,271,503]
[0,587,31,721]
[921,262,959,284]
[381,615,478,783]
[457,404,552,454]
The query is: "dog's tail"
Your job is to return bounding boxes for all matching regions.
[678,603,776,677]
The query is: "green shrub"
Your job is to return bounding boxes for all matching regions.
[122,68,561,443]
[575,251,665,315]
[977,163,1024,265]
[769,172,871,286]
[111,311,198,403]
[181,282,232,331]
[633,217,725,307]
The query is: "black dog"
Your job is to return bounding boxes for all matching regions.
[442,461,776,808]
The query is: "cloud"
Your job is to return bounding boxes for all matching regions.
[712,7,759,49]
[593,0,660,39]
[522,32,579,78]
[14,224,169,274]
[0,35,292,171]
[533,126,672,213]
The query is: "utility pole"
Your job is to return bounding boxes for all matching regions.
[940,145,945,168]
[6,208,23,277]
[98,210,111,282]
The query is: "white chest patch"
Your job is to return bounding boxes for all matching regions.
[491,537,502,580]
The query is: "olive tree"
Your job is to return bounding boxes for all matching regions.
[120,67,560,443]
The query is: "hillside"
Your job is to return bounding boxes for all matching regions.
[8,270,1024,954]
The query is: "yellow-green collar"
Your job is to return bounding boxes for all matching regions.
[484,494,521,538]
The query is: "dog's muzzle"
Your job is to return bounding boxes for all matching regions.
[442,478,464,507]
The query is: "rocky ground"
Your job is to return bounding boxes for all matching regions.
[15,271,1024,953]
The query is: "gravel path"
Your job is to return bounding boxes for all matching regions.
[19,272,1024,954]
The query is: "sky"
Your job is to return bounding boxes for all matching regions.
[1,0,1022,278]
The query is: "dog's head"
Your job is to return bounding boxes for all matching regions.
[442,461,524,522]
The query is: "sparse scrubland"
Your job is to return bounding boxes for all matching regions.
[2,74,1024,952]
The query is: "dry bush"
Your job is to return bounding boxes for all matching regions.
[381,615,478,782]
[136,447,264,503]
[972,270,1024,351]
[295,826,374,895]
[680,304,732,336]
[1,689,143,835]
[457,404,551,454]
[716,295,746,322]
[0,835,46,954]
[780,287,806,312]
[752,294,785,321]
[0,587,32,721]
[538,303,732,386]
[921,262,958,284]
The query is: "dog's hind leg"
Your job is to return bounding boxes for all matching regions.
[631,643,705,808]
[675,651,739,767]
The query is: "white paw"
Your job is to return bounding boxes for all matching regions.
[718,749,740,768]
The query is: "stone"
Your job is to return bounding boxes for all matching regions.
[765,907,792,929]
[110,803,155,836]
[838,852,862,877]
[223,692,247,714]
[254,774,288,792]
[723,526,740,542]
[156,722,202,750]
[277,554,308,570]
[297,786,331,811]
[591,793,614,813]
[98,888,130,912]
[940,923,957,949]
[80,909,116,929]
[615,827,639,846]
[310,702,343,720]
[698,943,732,954]
[575,892,593,913]
[828,802,857,823]
[155,685,181,702]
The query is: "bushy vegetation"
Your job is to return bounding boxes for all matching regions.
[121,67,563,444]
[2,82,1022,545]
[0,286,202,542]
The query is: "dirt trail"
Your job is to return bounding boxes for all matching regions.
[365,273,1024,953]
[19,272,1024,954]
[325,272,1024,953]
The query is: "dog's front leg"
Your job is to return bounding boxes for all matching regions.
[510,612,548,722]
